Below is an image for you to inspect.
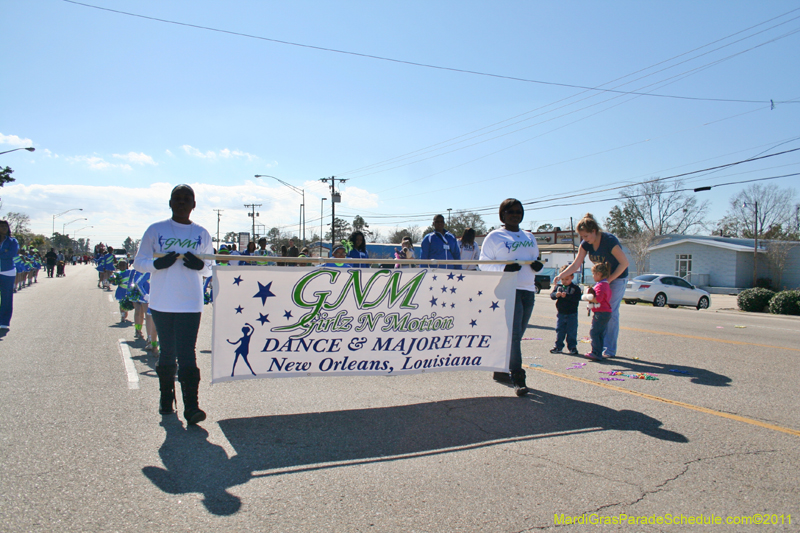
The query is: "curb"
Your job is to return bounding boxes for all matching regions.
[713,308,800,320]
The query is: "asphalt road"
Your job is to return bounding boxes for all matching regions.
[1,265,798,532]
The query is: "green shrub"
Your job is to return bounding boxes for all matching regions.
[769,290,800,316]
[755,277,773,289]
[737,288,775,312]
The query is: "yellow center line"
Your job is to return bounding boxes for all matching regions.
[525,365,800,437]
[530,314,800,352]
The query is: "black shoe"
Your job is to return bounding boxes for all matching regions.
[492,371,512,384]
[549,347,563,354]
[179,366,206,425]
[511,370,528,397]
[568,348,579,355]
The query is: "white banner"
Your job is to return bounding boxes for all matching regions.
[210,266,517,383]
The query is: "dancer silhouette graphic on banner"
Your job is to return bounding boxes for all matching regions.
[227,323,256,377]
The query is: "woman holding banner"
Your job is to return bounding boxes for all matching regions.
[135,184,213,425]
[479,199,543,397]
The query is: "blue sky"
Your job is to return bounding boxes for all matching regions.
[2,0,798,246]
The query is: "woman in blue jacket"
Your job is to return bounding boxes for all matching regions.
[0,220,19,337]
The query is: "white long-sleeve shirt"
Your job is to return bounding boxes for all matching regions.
[134,219,213,313]
[479,228,540,291]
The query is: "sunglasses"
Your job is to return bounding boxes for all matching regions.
[504,210,523,215]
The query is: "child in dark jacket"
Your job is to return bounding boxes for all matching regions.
[549,265,582,355]
[582,263,612,361]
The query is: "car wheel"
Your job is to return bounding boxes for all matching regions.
[534,284,541,294]
[653,293,667,307]
[697,296,709,310]
[668,304,679,309]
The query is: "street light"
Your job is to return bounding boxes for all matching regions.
[63,217,87,235]
[52,208,83,240]
[255,174,305,249]
[0,147,35,156]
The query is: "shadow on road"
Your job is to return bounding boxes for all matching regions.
[142,392,687,515]
[562,352,732,386]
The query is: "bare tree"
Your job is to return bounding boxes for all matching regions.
[4,212,30,235]
[625,229,662,277]
[765,240,796,289]
[618,179,708,235]
[720,184,797,239]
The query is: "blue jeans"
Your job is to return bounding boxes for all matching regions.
[554,312,578,351]
[151,309,202,370]
[603,277,627,356]
[510,289,536,372]
[0,274,13,327]
[590,312,611,358]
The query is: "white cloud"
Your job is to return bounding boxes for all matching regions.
[182,144,216,159]
[113,152,157,165]
[67,155,132,171]
[165,149,174,157]
[182,145,259,161]
[341,186,379,209]
[0,133,33,147]
[1,181,365,245]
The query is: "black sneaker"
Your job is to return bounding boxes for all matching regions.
[493,372,512,384]
[568,348,579,355]
[549,347,563,354]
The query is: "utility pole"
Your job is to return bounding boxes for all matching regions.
[244,204,262,244]
[320,176,347,252]
[447,208,452,226]
[753,201,758,288]
[213,209,224,247]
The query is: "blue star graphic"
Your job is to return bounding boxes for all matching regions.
[450,303,455,309]
[253,281,276,305]
[441,301,446,308]
[441,285,448,293]
[257,313,270,325]
[432,275,438,281]
[232,276,243,286]
[479,309,482,313]
[470,319,477,327]
[429,297,438,307]
[477,291,483,296]
[469,298,473,302]
[450,287,457,294]
[457,274,465,282]
[429,286,433,291]
[447,272,455,280]
[234,305,244,314]
[490,301,500,311]
[283,310,293,320]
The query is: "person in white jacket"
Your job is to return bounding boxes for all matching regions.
[134,184,213,425]
[458,228,480,271]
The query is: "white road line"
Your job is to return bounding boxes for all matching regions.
[118,339,140,390]
[108,294,114,302]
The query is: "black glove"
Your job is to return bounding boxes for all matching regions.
[530,260,544,272]
[153,251,178,270]
[503,263,522,272]
[182,251,205,271]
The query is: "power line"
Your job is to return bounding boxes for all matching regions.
[64,0,799,106]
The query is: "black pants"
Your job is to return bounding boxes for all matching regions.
[151,309,202,370]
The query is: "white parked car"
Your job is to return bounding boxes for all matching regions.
[624,274,711,310]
